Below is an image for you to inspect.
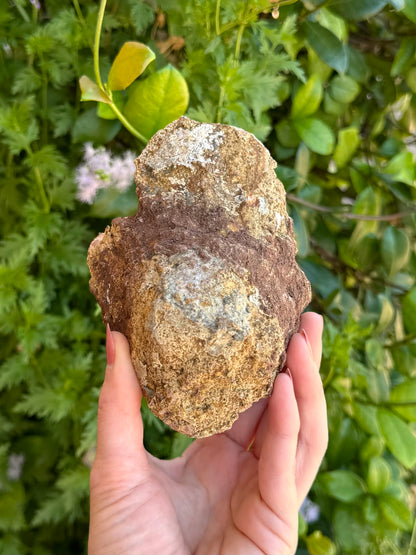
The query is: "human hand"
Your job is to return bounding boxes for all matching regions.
[88,312,327,555]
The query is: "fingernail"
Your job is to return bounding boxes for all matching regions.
[300,328,313,357]
[106,323,115,366]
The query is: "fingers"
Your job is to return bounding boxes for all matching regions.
[93,327,148,474]
[298,311,323,368]
[222,315,322,450]
[258,371,300,520]
[253,312,327,509]
[286,316,328,503]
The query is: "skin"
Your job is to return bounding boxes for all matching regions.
[88,311,328,555]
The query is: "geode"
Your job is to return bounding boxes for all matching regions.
[87,116,311,438]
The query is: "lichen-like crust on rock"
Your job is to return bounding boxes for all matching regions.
[87,117,311,438]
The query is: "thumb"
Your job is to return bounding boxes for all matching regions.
[94,326,148,469]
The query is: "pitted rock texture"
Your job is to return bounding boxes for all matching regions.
[87,116,311,438]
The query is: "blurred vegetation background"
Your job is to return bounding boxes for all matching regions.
[1,0,416,553]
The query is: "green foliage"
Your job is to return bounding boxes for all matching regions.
[1,0,416,553]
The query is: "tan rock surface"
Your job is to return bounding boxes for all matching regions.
[87,117,311,438]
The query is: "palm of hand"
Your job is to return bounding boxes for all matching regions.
[89,313,327,555]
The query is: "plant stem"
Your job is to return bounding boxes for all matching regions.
[287,193,416,222]
[234,1,248,61]
[408,517,416,555]
[34,167,50,213]
[385,335,416,349]
[94,0,107,91]
[91,0,147,143]
[235,23,246,60]
[26,145,50,213]
[14,2,30,22]
[215,0,221,35]
[217,85,225,123]
[217,1,269,36]
[72,0,94,51]
[109,102,148,143]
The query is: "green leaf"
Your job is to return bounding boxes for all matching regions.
[366,457,392,494]
[384,150,415,186]
[377,408,416,468]
[373,294,395,333]
[403,0,416,23]
[349,187,382,247]
[275,119,300,148]
[381,226,411,277]
[295,142,310,187]
[96,91,125,120]
[403,287,416,335]
[32,466,90,526]
[324,93,347,116]
[333,506,371,552]
[123,65,189,141]
[0,97,39,154]
[298,513,308,538]
[300,260,340,298]
[319,470,366,502]
[306,531,337,555]
[360,437,385,462]
[170,433,194,458]
[329,74,361,103]
[107,42,155,91]
[72,108,121,144]
[316,7,348,41]
[334,127,360,168]
[128,0,156,35]
[79,76,111,104]
[353,403,381,436]
[291,74,323,119]
[379,495,413,530]
[293,117,335,155]
[392,346,416,378]
[0,483,26,532]
[14,386,77,423]
[291,205,309,256]
[391,38,416,77]
[302,20,348,74]
[390,379,416,421]
[407,67,416,94]
[367,368,390,404]
[347,46,371,83]
[363,496,380,523]
[328,0,389,20]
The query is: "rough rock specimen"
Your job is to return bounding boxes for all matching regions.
[87,116,311,438]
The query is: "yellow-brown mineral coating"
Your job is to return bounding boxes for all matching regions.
[87,116,311,438]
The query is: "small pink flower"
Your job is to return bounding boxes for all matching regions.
[75,144,136,204]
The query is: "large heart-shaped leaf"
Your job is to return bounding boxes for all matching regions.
[123,65,189,141]
[107,42,155,91]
